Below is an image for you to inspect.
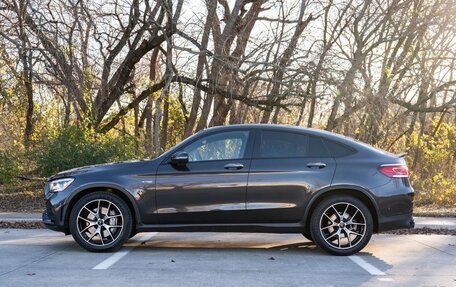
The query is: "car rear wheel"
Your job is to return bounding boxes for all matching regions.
[69,192,132,252]
[310,195,373,256]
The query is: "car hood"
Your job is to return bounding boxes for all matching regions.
[48,159,158,180]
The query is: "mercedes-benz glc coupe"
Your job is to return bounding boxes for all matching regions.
[42,124,414,255]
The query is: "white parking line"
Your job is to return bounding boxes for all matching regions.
[92,232,157,270]
[377,277,394,282]
[348,255,386,276]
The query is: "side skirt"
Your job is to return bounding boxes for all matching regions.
[135,222,305,233]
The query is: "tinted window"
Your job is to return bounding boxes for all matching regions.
[323,139,355,157]
[259,131,329,158]
[308,136,330,157]
[184,131,249,162]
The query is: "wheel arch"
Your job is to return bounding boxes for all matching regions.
[303,185,380,233]
[63,184,141,234]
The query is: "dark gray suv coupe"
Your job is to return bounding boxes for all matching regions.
[42,124,414,255]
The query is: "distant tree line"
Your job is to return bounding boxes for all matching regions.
[0,0,455,204]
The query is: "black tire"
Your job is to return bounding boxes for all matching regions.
[129,230,138,239]
[310,195,373,256]
[302,231,313,242]
[69,192,132,252]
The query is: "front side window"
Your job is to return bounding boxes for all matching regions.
[183,131,249,162]
[258,131,329,158]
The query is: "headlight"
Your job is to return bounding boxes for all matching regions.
[49,178,74,192]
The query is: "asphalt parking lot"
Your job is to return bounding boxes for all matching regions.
[0,229,455,287]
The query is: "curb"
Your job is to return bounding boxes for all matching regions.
[413,216,456,231]
[0,218,41,222]
[0,213,42,223]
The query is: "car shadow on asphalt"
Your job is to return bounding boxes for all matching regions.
[132,234,327,255]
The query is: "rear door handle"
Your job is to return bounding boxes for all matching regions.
[307,162,326,169]
[224,163,244,170]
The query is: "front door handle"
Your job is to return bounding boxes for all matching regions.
[307,162,326,169]
[224,163,244,170]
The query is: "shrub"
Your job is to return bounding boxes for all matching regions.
[411,172,456,206]
[34,126,139,177]
[407,121,456,206]
[0,152,20,184]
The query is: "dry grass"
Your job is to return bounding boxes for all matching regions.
[0,181,44,212]
[383,227,456,236]
[0,221,43,229]
[414,205,456,217]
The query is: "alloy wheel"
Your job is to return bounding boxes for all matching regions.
[76,199,124,246]
[319,202,366,250]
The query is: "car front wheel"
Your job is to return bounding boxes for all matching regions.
[69,192,132,252]
[310,195,373,256]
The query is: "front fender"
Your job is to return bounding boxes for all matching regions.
[62,182,143,230]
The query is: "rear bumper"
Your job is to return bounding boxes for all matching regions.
[370,178,415,232]
[377,213,415,232]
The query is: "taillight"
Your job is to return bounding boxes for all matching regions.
[378,164,409,178]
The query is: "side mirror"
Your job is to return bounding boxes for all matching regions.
[170,151,189,165]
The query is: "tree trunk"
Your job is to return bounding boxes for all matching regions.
[18,0,33,148]
[306,97,316,127]
[209,97,231,126]
[160,93,169,150]
[145,98,154,155]
[272,106,280,124]
[183,0,216,137]
[23,60,33,148]
[195,94,213,132]
[134,104,140,153]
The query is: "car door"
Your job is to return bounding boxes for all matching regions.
[246,129,336,223]
[156,129,253,224]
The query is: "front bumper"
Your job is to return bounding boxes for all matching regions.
[42,182,74,234]
[42,204,65,232]
[42,209,61,232]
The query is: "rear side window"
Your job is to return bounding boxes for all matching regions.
[258,131,330,158]
[308,136,330,157]
[323,139,355,157]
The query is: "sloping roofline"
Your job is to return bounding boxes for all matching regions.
[202,124,396,157]
[161,124,397,159]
